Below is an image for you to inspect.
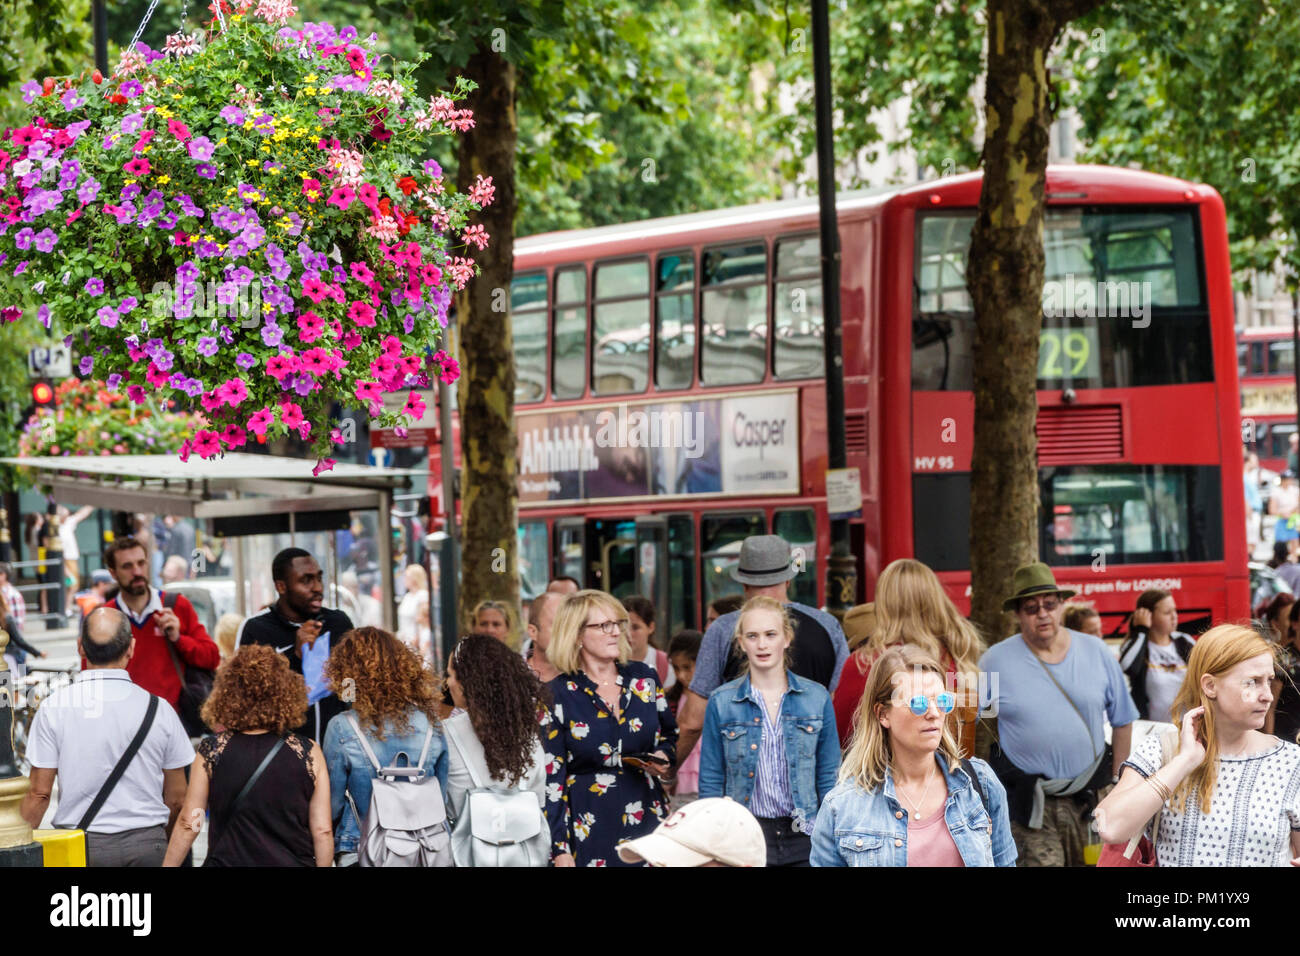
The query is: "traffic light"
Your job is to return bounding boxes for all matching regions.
[31,379,55,407]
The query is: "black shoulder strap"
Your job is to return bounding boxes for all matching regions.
[77,694,160,832]
[208,735,288,858]
[161,591,179,610]
[961,758,988,814]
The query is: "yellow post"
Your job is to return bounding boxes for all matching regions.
[32,829,86,867]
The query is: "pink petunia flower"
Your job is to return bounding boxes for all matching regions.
[341,330,362,351]
[167,119,191,141]
[217,377,249,406]
[354,380,382,403]
[402,391,427,420]
[220,423,247,448]
[350,261,375,284]
[312,457,337,477]
[247,407,275,436]
[193,430,221,458]
[301,277,329,303]
[347,300,376,327]
[357,183,379,210]
[280,402,305,430]
[127,384,147,403]
[266,353,298,381]
[327,185,355,211]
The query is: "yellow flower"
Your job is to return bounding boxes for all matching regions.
[305,73,317,83]
[156,175,170,185]
[263,302,274,314]
[303,87,316,96]
[245,159,259,167]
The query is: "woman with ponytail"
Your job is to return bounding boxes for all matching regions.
[1095,624,1300,866]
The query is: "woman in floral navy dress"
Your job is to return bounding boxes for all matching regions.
[542,590,678,867]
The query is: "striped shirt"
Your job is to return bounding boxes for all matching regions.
[749,686,795,819]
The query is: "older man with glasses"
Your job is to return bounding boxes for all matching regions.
[979,563,1139,867]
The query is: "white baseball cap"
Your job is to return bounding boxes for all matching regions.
[617,798,766,867]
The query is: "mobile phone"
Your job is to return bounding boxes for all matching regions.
[622,752,670,771]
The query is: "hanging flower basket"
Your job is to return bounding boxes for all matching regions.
[0,1,489,475]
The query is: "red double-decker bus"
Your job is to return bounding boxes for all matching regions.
[1238,327,1297,473]
[495,165,1248,639]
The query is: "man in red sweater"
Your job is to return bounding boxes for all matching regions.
[101,536,220,710]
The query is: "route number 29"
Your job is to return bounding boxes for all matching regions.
[1038,330,1092,378]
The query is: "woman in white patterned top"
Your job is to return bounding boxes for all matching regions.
[1096,624,1300,866]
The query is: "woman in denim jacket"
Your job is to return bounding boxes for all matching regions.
[700,596,840,866]
[322,627,449,866]
[811,645,1016,867]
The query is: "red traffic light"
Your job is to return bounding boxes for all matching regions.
[32,381,55,405]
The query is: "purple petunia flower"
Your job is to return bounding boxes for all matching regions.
[60,88,84,111]
[261,323,284,348]
[175,194,204,218]
[219,325,234,345]
[236,352,257,370]
[121,113,145,135]
[84,277,104,295]
[106,373,123,389]
[26,190,62,216]
[97,305,118,327]
[12,260,28,276]
[219,105,245,125]
[118,296,139,314]
[402,313,415,334]
[195,163,217,180]
[14,228,34,251]
[153,348,174,371]
[32,229,57,253]
[65,120,91,141]
[423,159,443,179]
[120,80,143,99]
[20,81,41,104]
[251,114,274,135]
[188,136,215,161]
[121,183,142,202]
[196,336,219,357]
[78,356,94,375]
[58,160,80,192]
[76,176,101,204]
[37,304,51,329]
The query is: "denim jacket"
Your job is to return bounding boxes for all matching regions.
[323,710,449,853]
[809,755,1017,867]
[699,671,839,834]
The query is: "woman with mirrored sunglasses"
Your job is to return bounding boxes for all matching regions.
[811,645,1016,867]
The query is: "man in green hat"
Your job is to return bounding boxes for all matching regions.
[978,562,1138,867]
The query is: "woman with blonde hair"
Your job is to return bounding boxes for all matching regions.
[541,589,677,867]
[831,559,985,751]
[812,645,1015,867]
[472,598,517,647]
[700,596,839,865]
[1095,624,1300,866]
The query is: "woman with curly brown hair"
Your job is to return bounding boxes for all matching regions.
[163,644,334,867]
[321,626,448,866]
[441,633,551,866]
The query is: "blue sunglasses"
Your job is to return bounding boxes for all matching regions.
[907,693,956,715]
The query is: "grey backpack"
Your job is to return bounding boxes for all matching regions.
[443,718,549,868]
[345,714,452,868]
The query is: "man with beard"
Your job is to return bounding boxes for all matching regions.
[102,536,220,714]
[235,547,355,742]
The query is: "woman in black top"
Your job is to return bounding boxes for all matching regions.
[0,588,43,671]
[163,644,333,866]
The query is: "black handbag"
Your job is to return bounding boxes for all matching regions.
[161,591,216,737]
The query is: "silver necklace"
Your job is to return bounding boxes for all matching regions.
[894,769,938,819]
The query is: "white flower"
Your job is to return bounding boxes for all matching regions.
[546,782,564,804]
[12,160,32,177]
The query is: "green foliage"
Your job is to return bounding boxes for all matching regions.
[1066,0,1300,283]
[0,0,93,128]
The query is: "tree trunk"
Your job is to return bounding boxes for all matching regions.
[967,0,1104,646]
[454,47,520,639]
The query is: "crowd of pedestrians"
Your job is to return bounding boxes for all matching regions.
[15,527,1300,869]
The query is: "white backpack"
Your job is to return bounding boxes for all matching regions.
[345,714,452,868]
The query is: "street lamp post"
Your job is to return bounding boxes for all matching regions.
[93,0,109,75]
[811,0,857,617]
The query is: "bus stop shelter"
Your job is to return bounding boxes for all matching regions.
[0,454,422,629]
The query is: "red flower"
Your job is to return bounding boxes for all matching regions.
[397,176,418,196]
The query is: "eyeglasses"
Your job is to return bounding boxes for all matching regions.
[1019,598,1061,616]
[585,620,629,636]
[903,693,956,716]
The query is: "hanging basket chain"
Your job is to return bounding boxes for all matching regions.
[126,0,163,59]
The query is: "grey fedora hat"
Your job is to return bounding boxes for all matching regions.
[730,535,797,587]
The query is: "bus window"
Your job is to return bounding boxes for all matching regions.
[774,235,825,380]
[913,209,1212,391]
[701,512,765,607]
[656,252,695,390]
[1269,340,1294,375]
[518,520,549,600]
[592,259,651,395]
[553,266,587,400]
[667,514,696,637]
[913,466,1224,572]
[774,508,817,606]
[1237,342,1248,379]
[701,242,768,386]
[511,272,547,404]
